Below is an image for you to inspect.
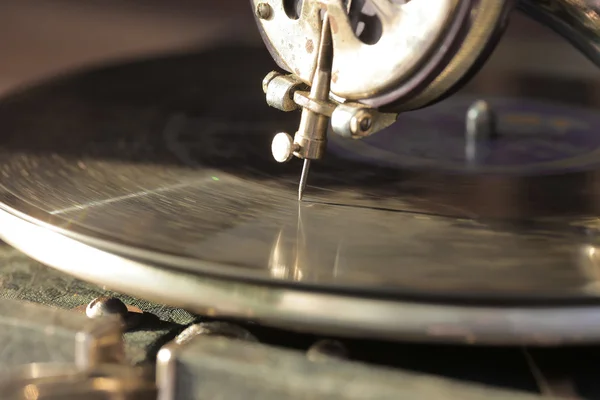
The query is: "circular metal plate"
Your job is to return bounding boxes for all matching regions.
[253,0,516,109]
[393,0,516,111]
[253,0,469,101]
[3,46,600,344]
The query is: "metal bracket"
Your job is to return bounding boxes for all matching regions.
[264,71,398,141]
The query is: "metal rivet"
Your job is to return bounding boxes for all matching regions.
[256,2,273,20]
[86,297,129,320]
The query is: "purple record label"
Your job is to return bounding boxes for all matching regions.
[328,96,600,175]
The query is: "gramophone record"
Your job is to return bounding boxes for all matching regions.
[0,46,600,343]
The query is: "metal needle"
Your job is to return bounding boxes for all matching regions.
[298,159,311,201]
[296,13,333,201]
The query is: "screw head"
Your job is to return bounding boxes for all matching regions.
[256,2,272,20]
[271,132,296,163]
[86,296,128,320]
[359,116,372,132]
[351,110,374,137]
[262,70,280,94]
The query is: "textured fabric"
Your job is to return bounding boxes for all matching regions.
[0,243,196,365]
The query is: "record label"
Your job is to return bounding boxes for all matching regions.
[328,97,600,175]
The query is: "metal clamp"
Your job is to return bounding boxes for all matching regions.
[264,71,397,144]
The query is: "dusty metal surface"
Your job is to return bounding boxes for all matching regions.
[0,298,124,373]
[157,335,545,400]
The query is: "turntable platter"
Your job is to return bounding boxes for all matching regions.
[2,46,600,343]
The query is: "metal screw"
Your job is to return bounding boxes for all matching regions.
[256,2,273,20]
[86,297,128,320]
[359,115,372,132]
[350,110,374,136]
[271,132,298,163]
[262,70,280,94]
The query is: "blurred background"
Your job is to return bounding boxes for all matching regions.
[0,0,596,93]
[0,1,597,95]
[0,1,258,93]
